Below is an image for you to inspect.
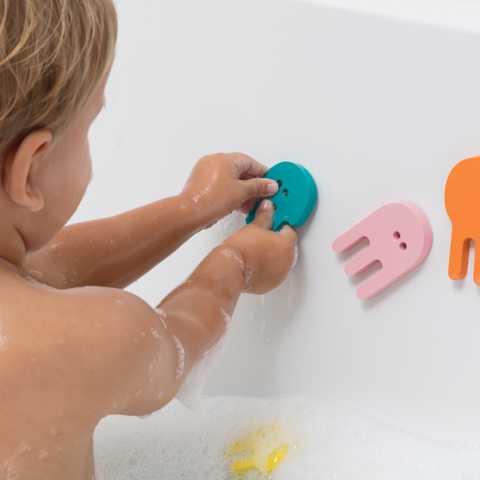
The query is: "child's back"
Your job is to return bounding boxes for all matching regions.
[0,270,100,479]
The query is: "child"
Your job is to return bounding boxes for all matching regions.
[0,1,297,479]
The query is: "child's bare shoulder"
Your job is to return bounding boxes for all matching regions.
[0,270,172,419]
[0,269,177,477]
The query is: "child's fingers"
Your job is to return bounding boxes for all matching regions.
[243,177,279,200]
[236,198,258,214]
[279,223,298,247]
[231,153,269,179]
[251,199,274,230]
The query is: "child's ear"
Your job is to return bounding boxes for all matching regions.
[3,130,53,212]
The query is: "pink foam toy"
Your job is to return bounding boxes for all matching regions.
[332,202,433,300]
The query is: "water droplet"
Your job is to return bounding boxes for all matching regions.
[29,270,44,280]
[38,450,48,461]
[150,327,161,339]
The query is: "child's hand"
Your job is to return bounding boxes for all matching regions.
[180,153,280,225]
[222,199,297,295]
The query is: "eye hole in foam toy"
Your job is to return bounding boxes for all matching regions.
[332,202,433,300]
[246,162,317,232]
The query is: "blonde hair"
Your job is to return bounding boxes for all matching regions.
[0,0,117,149]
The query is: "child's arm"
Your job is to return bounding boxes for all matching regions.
[24,153,279,289]
[54,201,295,419]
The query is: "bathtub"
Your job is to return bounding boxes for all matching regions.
[75,0,480,476]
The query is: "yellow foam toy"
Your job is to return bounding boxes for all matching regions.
[227,424,292,477]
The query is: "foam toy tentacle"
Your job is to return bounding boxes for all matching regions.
[448,230,470,281]
[344,248,378,277]
[357,264,395,300]
[332,226,368,254]
[473,238,480,285]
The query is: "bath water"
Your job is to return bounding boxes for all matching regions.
[94,396,480,479]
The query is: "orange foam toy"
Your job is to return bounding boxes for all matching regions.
[445,156,480,284]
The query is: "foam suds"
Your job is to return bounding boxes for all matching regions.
[150,327,161,339]
[94,456,105,480]
[260,295,266,308]
[1,442,33,479]
[28,270,44,280]
[292,244,298,268]
[37,450,49,461]
[245,263,254,284]
[171,336,185,380]
[214,210,246,236]
[94,396,480,480]
[176,309,233,411]
[220,249,245,271]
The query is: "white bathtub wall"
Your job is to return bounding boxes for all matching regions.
[292,0,480,33]
[73,0,480,443]
[294,0,480,31]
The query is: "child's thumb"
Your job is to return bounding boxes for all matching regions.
[252,199,274,230]
[244,178,279,200]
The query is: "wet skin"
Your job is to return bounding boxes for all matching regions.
[0,69,297,479]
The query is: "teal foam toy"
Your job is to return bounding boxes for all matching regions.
[246,162,317,232]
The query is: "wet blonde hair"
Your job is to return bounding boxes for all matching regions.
[0,0,117,149]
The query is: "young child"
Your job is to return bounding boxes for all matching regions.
[0,1,297,479]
